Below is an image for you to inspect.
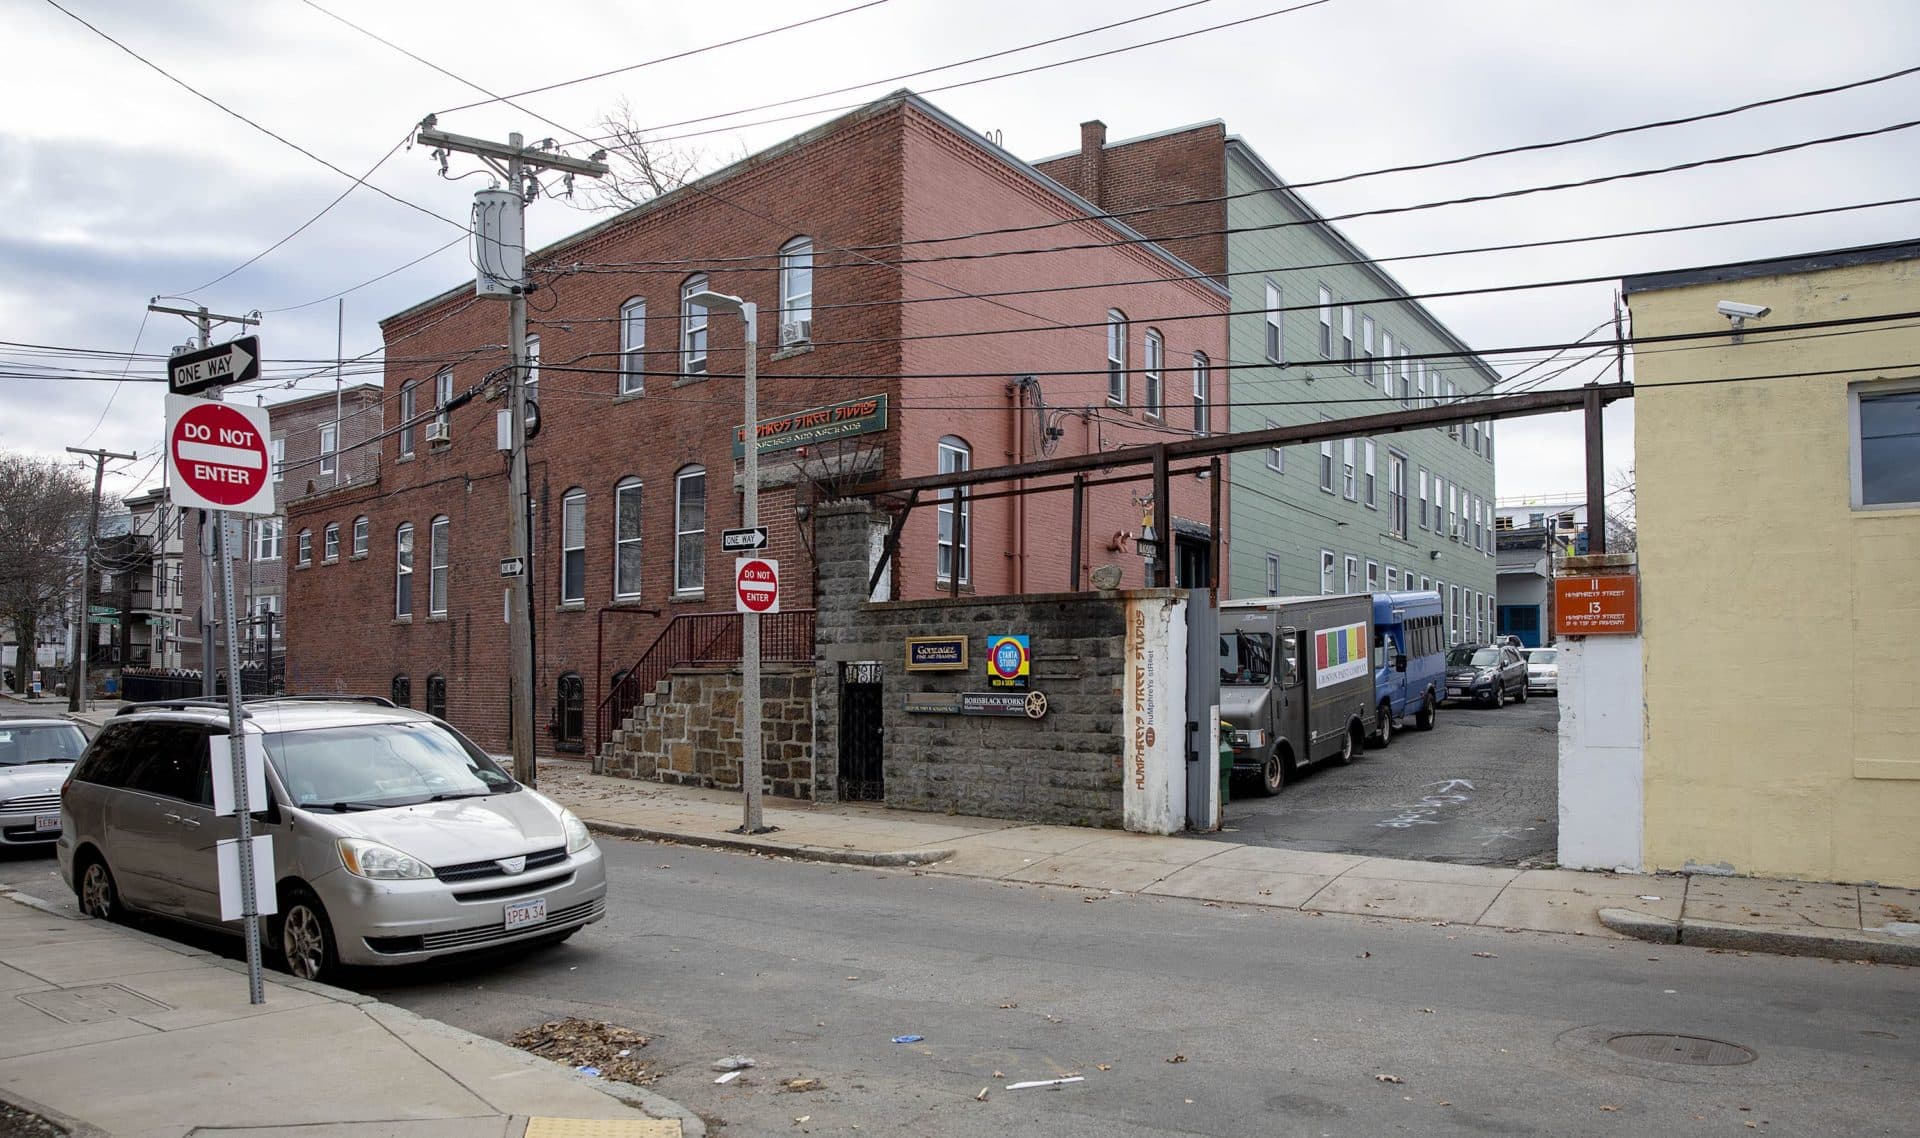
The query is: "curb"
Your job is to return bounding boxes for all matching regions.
[1599,907,1920,965]
[583,818,954,868]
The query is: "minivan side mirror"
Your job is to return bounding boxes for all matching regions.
[1394,653,1408,673]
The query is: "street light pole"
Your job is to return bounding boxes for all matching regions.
[686,290,767,834]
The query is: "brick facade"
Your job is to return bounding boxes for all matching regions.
[286,91,1227,761]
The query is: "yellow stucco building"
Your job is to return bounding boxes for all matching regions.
[1625,241,1920,888]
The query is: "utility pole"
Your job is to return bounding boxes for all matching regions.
[149,301,259,695]
[415,123,606,786]
[64,447,138,712]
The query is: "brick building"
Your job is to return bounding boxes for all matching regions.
[286,90,1227,760]
[178,383,383,671]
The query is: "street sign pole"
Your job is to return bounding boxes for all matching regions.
[213,512,265,1005]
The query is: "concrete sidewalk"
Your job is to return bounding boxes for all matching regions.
[537,761,1920,965]
[0,889,698,1137]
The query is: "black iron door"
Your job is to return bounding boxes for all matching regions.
[838,661,884,801]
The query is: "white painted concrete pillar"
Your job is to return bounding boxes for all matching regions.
[1122,593,1188,834]
[1557,634,1645,871]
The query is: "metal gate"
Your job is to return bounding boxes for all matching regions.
[838,661,884,801]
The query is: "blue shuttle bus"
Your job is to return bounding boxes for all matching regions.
[1370,591,1446,744]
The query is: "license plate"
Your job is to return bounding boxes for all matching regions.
[504,897,547,930]
[1448,687,1464,696]
[33,814,59,833]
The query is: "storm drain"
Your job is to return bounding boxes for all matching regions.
[1606,1033,1756,1066]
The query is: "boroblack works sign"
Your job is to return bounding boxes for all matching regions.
[904,691,1049,719]
[733,394,888,457]
[905,635,968,672]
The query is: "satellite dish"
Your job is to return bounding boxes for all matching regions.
[1090,564,1123,591]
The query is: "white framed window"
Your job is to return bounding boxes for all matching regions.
[561,488,586,605]
[674,466,705,595]
[1264,280,1283,362]
[434,368,453,432]
[1143,330,1164,418]
[252,594,281,642]
[253,518,283,562]
[1106,310,1127,405]
[1320,550,1336,594]
[619,297,646,394]
[1319,432,1334,493]
[395,523,414,619]
[270,436,285,483]
[1388,452,1407,537]
[428,515,449,616]
[1418,469,1430,529]
[1366,560,1380,590]
[1485,421,1494,461]
[399,382,417,456]
[1340,306,1354,369]
[1265,419,1283,472]
[937,437,971,584]
[319,423,337,476]
[1386,566,1399,589]
[1317,286,1333,357]
[614,477,643,599]
[1192,352,1210,434]
[526,333,540,401]
[1342,438,1357,500]
[779,237,813,343]
[1362,439,1377,508]
[1380,330,1393,389]
[1448,485,1459,538]
[1400,356,1413,405]
[296,529,312,567]
[1449,585,1460,640]
[1417,363,1429,407]
[1472,420,1483,454]
[1851,380,1920,508]
[1344,555,1359,593]
[352,516,368,558]
[1265,553,1280,594]
[323,523,339,562]
[680,275,709,377]
[1361,316,1376,385]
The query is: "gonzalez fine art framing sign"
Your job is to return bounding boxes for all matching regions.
[905,635,968,672]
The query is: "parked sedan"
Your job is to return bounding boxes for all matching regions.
[1443,644,1528,707]
[1521,647,1561,695]
[0,719,88,847]
[59,697,605,981]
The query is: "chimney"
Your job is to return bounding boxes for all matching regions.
[1079,120,1107,208]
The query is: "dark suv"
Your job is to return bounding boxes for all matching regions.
[1443,644,1528,707]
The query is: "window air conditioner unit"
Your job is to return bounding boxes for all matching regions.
[781,319,813,345]
[427,420,452,445]
[1447,423,1460,438]
[1451,523,1464,541]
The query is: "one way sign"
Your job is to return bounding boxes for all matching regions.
[721,526,769,552]
[170,336,261,396]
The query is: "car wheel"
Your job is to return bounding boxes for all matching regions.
[1416,692,1436,731]
[77,855,121,923]
[1492,683,1505,709]
[1257,755,1284,797]
[276,888,339,983]
[1515,679,1528,704]
[1334,724,1358,766]
[1370,701,1393,748]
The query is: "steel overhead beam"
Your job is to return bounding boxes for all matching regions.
[415,128,610,177]
[851,383,1633,499]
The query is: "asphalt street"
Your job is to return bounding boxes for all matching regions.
[1,831,1914,1137]
[1214,691,1560,867]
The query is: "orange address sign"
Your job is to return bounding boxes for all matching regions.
[1553,574,1640,636]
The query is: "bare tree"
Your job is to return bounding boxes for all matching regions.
[0,454,90,692]
[573,97,739,213]
[1604,465,1637,553]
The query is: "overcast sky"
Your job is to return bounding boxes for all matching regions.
[4,0,1916,505]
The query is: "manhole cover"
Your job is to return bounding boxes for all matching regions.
[1606,1033,1756,1066]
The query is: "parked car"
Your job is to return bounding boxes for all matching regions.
[1521,646,1560,695]
[0,719,88,847]
[1220,594,1376,796]
[58,697,605,981]
[1443,644,1528,707]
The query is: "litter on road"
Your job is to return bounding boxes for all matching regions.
[714,1070,743,1085]
[712,1055,758,1071]
[891,1034,924,1044]
[1006,1077,1084,1090]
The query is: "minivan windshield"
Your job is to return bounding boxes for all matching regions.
[0,724,86,765]
[1220,631,1273,685]
[262,721,516,811]
[1447,647,1502,667]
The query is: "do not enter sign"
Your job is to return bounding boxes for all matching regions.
[165,395,276,514]
[736,557,780,614]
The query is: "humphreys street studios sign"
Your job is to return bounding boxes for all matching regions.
[733,394,888,457]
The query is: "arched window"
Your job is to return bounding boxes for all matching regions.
[1105,310,1127,405]
[778,237,813,344]
[391,674,411,708]
[618,297,646,394]
[561,488,586,604]
[394,523,414,618]
[680,274,708,376]
[556,673,584,752]
[937,437,970,585]
[674,466,705,595]
[425,673,446,719]
[1143,329,1164,417]
[428,515,450,616]
[614,477,643,598]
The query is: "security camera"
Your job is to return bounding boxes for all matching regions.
[1717,300,1770,319]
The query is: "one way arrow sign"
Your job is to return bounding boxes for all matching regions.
[170,336,261,396]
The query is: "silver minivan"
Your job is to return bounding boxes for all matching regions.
[58,697,606,981]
